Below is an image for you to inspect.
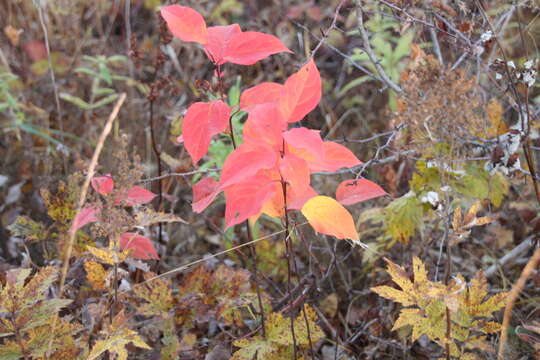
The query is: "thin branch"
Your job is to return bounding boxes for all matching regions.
[428,13,444,66]
[498,246,540,359]
[47,93,127,357]
[310,0,347,58]
[485,236,535,279]
[34,0,65,171]
[314,149,416,176]
[291,21,384,86]
[139,168,221,183]
[355,0,402,93]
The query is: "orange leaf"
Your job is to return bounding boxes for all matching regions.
[301,196,359,241]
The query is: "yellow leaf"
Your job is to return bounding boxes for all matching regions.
[84,260,107,291]
[485,99,508,137]
[301,196,359,241]
[87,245,128,265]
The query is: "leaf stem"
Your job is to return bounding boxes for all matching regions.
[221,67,265,338]
[281,177,299,360]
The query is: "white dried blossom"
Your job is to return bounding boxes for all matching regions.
[495,72,503,80]
[524,59,536,70]
[480,31,493,42]
[421,191,439,206]
[507,61,516,69]
[523,70,537,87]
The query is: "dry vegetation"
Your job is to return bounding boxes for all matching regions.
[1,0,540,359]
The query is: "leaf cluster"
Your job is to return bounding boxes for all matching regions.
[372,257,508,358]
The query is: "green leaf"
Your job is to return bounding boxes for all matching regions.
[60,93,92,109]
[7,217,47,243]
[384,192,423,243]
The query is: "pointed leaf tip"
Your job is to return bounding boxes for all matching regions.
[223,31,292,65]
[160,5,208,44]
[122,186,157,206]
[280,59,321,123]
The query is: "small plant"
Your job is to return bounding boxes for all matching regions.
[60,55,145,111]
[372,257,508,359]
[0,267,80,359]
[161,4,385,241]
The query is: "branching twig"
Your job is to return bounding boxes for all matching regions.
[355,0,402,93]
[310,0,347,58]
[290,21,384,86]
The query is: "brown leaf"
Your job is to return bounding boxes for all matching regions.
[4,25,23,46]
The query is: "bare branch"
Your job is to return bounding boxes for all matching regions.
[140,168,221,183]
[355,0,403,93]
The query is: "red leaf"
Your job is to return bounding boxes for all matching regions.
[288,185,318,210]
[336,179,387,206]
[72,206,99,231]
[160,5,207,44]
[182,100,231,164]
[283,128,325,168]
[24,41,47,61]
[279,154,310,190]
[220,143,278,189]
[261,181,285,218]
[243,104,287,150]
[192,177,221,213]
[224,175,276,228]
[91,175,114,195]
[279,154,317,209]
[239,82,283,111]
[204,24,242,64]
[121,186,157,206]
[279,59,321,123]
[314,142,362,172]
[120,233,159,260]
[222,31,292,65]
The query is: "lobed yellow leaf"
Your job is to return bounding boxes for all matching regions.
[87,245,129,265]
[371,285,415,307]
